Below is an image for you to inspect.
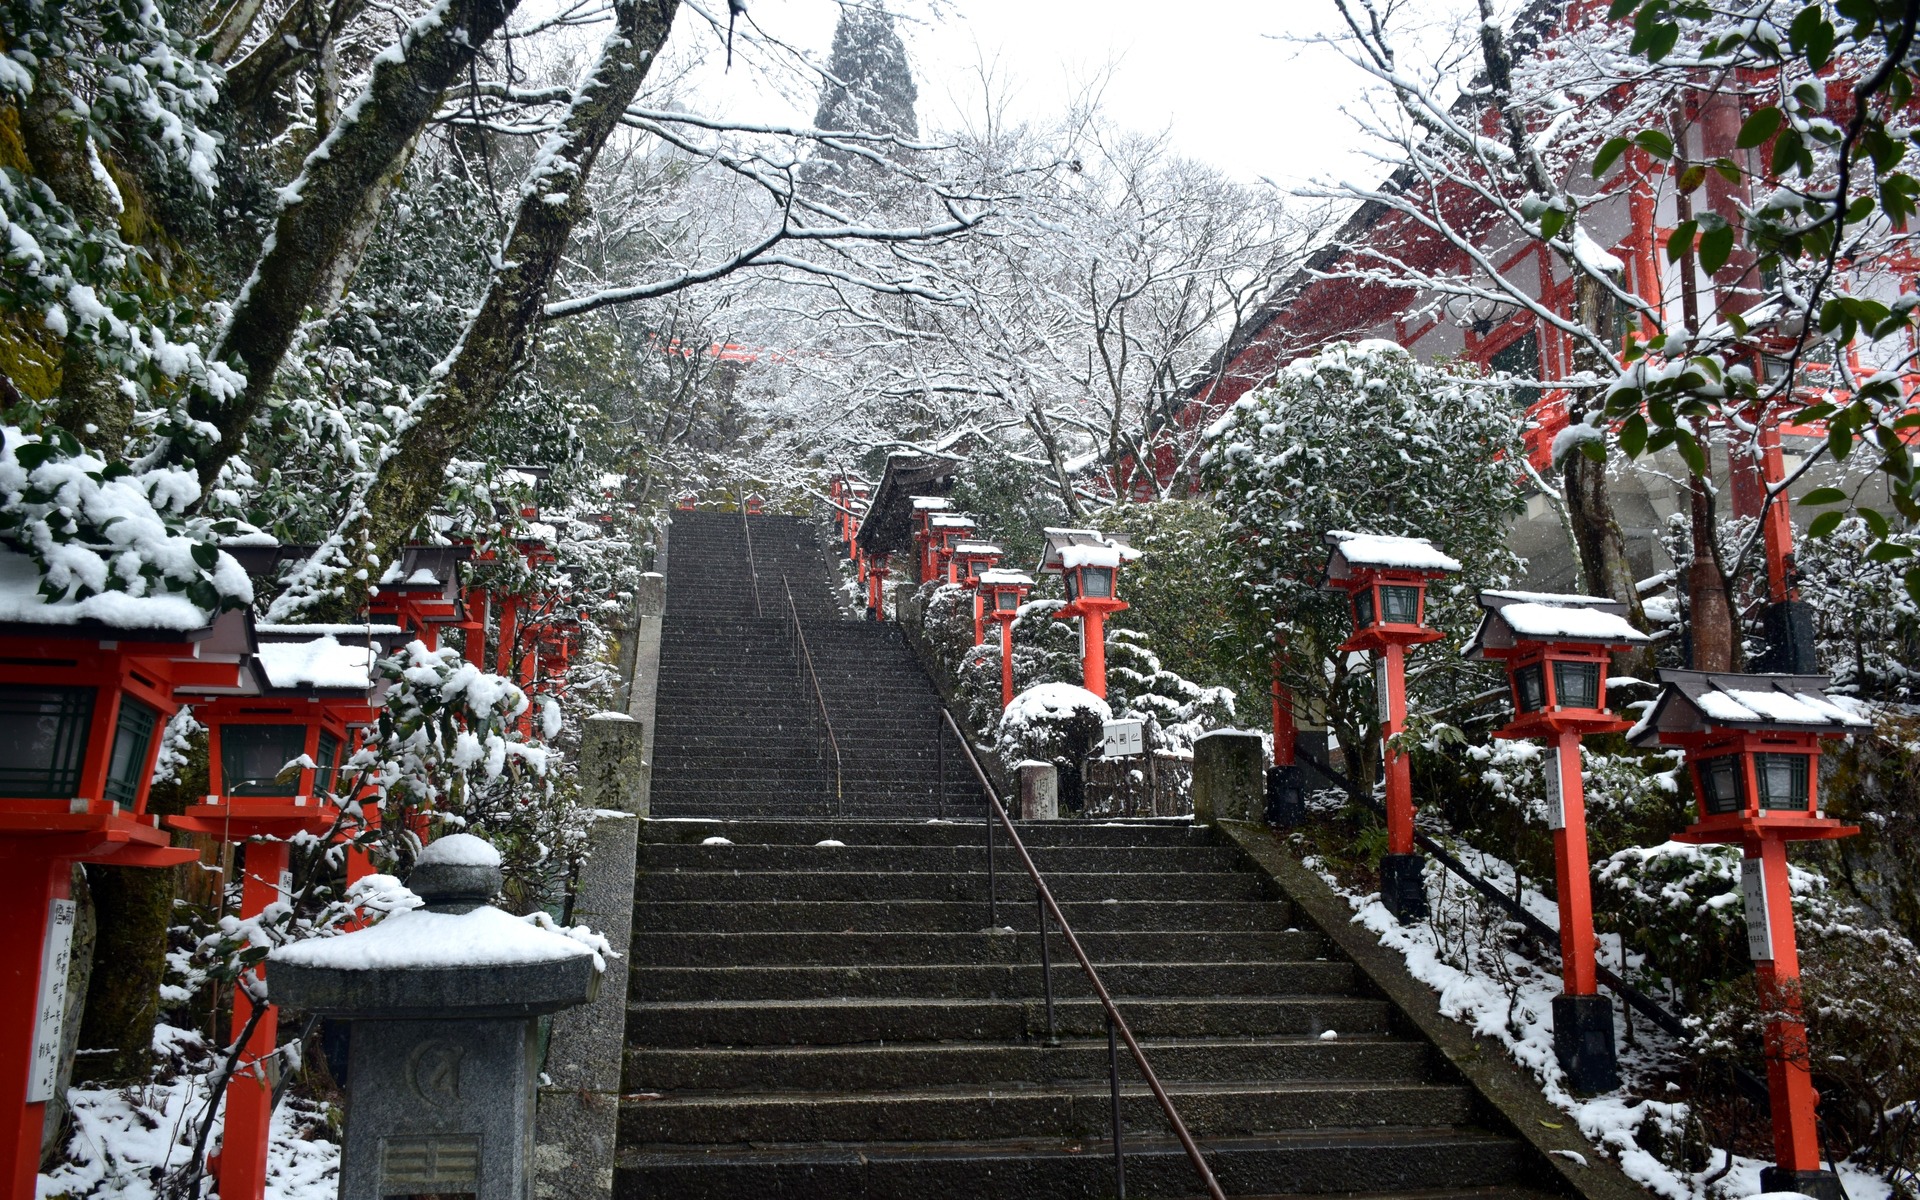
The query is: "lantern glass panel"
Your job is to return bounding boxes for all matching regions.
[0,686,95,799]
[1700,754,1745,815]
[1084,567,1114,599]
[1063,571,1080,602]
[1514,663,1547,712]
[1552,660,1602,709]
[104,698,159,808]
[316,730,343,795]
[996,591,1018,611]
[1755,752,1811,811]
[1380,585,1421,624]
[1353,589,1376,629]
[221,724,308,797]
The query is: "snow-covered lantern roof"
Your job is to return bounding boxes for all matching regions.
[171,623,401,841]
[947,538,1003,586]
[1322,530,1459,653]
[369,544,472,645]
[1038,528,1139,615]
[1469,590,1650,738]
[979,568,1035,618]
[1628,670,1869,843]
[0,544,254,856]
[500,464,552,520]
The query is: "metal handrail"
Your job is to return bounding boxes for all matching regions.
[936,707,1226,1200]
[1293,744,1770,1107]
[739,497,763,618]
[783,576,842,807]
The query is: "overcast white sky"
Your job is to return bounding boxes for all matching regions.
[670,0,1491,191]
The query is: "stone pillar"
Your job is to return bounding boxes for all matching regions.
[577,714,647,818]
[1192,731,1264,825]
[624,572,665,815]
[1017,762,1058,820]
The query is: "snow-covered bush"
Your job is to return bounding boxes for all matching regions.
[1200,340,1528,789]
[1106,628,1235,755]
[997,682,1109,813]
[1793,517,1920,701]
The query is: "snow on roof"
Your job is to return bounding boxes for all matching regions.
[1060,544,1123,570]
[1628,670,1871,744]
[1325,531,1461,574]
[256,623,405,638]
[979,569,1034,586]
[1696,688,1865,727]
[1497,602,1646,643]
[951,539,1002,556]
[0,547,215,632]
[418,832,502,868]
[269,904,592,971]
[911,496,952,510]
[929,514,976,529]
[255,636,378,692]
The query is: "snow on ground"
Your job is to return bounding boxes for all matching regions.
[1298,828,1893,1200]
[38,1027,337,1200]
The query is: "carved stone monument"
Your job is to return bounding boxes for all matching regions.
[271,835,599,1199]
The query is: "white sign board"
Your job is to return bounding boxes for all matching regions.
[1101,719,1145,758]
[28,899,77,1102]
[1374,657,1392,727]
[1741,858,1774,961]
[1542,745,1566,831]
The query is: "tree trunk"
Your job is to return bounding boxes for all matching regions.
[180,0,521,487]
[18,63,136,449]
[307,0,681,619]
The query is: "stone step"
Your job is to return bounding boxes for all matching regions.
[627,994,1394,1047]
[630,961,1359,1003]
[633,870,1272,904]
[621,1034,1431,1093]
[638,819,1207,848]
[627,929,1329,968]
[614,1127,1531,1199]
[618,1079,1477,1147]
[636,899,1293,934]
[636,843,1247,874]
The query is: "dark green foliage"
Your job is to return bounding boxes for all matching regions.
[812,4,919,140]
[950,443,1069,571]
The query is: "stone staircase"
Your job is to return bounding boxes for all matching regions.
[651,510,977,818]
[615,817,1561,1199]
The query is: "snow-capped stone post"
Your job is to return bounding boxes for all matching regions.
[1321,531,1459,923]
[1468,591,1651,1094]
[167,621,393,1200]
[1038,529,1141,701]
[909,495,952,583]
[1018,761,1059,820]
[948,539,1005,645]
[0,551,253,1200]
[270,835,601,1200]
[980,569,1035,707]
[1628,671,1869,1200]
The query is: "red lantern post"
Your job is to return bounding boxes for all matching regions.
[0,594,252,1200]
[948,539,1004,645]
[1039,529,1139,701]
[867,553,890,621]
[169,625,388,1200]
[1630,671,1867,1200]
[1469,590,1652,1092]
[926,514,977,584]
[979,569,1034,707]
[909,496,953,583]
[1322,531,1459,922]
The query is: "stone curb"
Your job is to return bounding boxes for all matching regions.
[1215,820,1654,1200]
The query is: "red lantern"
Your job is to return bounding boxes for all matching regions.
[1322,531,1460,922]
[745,492,765,516]
[926,514,978,584]
[0,591,251,1199]
[948,539,1004,645]
[1039,529,1138,700]
[676,491,699,511]
[169,624,390,1200]
[1470,590,1651,1092]
[909,495,953,582]
[979,568,1034,707]
[1630,670,1867,1200]
[367,544,472,651]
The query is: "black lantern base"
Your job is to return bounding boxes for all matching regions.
[1264,765,1305,827]
[1551,993,1620,1093]
[1759,1167,1846,1200]
[1380,854,1428,922]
